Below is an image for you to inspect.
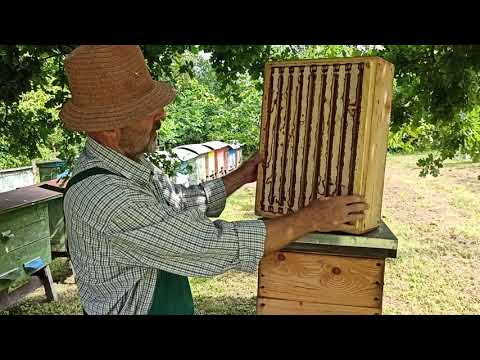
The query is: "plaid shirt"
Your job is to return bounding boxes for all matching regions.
[64,138,266,315]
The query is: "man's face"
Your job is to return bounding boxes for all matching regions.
[119,108,166,160]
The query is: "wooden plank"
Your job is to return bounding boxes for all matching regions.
[272,67,291,213]
[0,206,50,256]
[257,297,381,315]
[317,65,334,196]
[283,244,396,259]
[298,66,317,209]
[352,60,376,232]
[340,63,360,195]
[37,266,58,301]
[292,66,311,211]
[0,202,48,232]
[258,251,384,308]
[283,67,301,213]
[364,61,395,230]
[0,186,61,215]
[255,63,268,214]
[304,66,323,205]
[268,56,389,69]
[328,64,346,195]
[263,68,282,212]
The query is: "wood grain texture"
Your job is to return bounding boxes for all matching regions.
[366,61,395,230]
[256,297,381,315]
[258,251,384,308]
[255,65,272,213]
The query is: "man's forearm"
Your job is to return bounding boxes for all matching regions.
[222,171,245,197]
[262,210,314,255]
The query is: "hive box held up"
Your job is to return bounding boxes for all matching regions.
[255,57,394,234]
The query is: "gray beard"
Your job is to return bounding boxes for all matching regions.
[125,133,158,162]
[145,133,158,154]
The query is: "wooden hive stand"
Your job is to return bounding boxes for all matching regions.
[256,221,397,315]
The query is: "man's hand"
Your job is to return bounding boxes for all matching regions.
[298,195,368,233]
[237,151,262,184]
[222,151,263,196]
[263,195,368,255]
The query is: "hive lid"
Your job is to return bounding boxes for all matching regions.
[177,144,212,156]
[0,186,62,215]
[282,221,398,259]
[202,141,230,150]
[171,148,198,161]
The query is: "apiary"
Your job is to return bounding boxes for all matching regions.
[255,57,394,234]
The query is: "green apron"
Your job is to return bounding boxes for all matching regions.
[148,270,194,315]
[65,167,195,315]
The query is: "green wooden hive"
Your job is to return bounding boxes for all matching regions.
[36,180,67,254]
[0,186,61,293]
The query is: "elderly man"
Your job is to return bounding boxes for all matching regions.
[60,45,368,315]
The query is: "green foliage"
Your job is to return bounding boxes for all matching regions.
[159,77,222,147]
[417,153,444,177]
[458,106,480,162]
[145,149,185,178]
[156,58,263,157]
[0,58,84,170]
[388,121,434,154]
[1,45,480,176]
[367,45,480,175]
[210,74,263,155]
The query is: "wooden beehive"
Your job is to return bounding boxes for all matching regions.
[0,186,58,293]
[256,221,398,315]
[255,57,394,234]
[257,252,385,315]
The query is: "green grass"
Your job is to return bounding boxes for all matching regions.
[1,155,479,315]
[381,154,479,314]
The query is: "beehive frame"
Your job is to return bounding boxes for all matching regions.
[255,57,394,234]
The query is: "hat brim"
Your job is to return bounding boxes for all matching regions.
[60,81,176,132]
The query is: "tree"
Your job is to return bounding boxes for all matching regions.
[1,45,480,175]
[368,45,480,175]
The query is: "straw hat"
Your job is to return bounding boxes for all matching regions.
[60,45,176,132]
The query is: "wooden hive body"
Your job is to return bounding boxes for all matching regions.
[255,57,394,234]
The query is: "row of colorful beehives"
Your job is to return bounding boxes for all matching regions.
[1,140,244,292]
[171,141,243,186]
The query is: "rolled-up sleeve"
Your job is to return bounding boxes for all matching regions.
[173,178,226,217]
[107,196,266,277]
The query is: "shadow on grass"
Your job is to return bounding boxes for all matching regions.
[49,258,74,283]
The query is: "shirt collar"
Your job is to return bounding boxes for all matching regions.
[84,137,154,184]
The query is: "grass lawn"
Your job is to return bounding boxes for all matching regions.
[1,154,479,315]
